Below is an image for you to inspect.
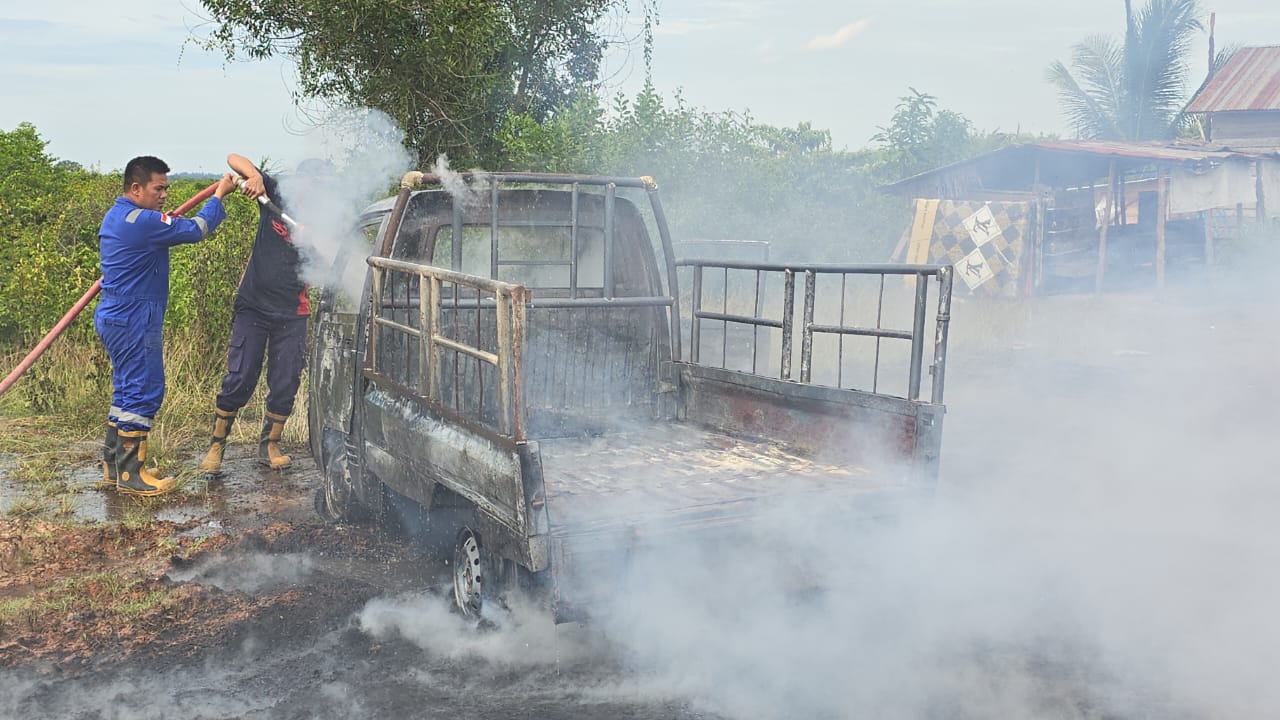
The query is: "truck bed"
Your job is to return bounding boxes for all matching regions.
[538,422,914,538]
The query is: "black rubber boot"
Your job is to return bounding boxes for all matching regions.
[100,421,118,488]
[116,429,177,497]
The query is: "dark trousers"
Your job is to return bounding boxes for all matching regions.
[215,307,309,417]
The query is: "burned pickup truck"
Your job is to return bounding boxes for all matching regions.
[308,172,954,620]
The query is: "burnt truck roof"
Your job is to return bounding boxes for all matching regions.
[358,195,398,221]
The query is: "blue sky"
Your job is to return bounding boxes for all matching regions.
[3,0,1280,173]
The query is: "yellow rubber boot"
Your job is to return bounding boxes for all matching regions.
[116,429,178,497]
[100,421,119,489]
[197,408,237,474]
[257,411,292,470]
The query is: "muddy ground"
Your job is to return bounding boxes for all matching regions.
[0,447,717,719]
[1,287,1277,718]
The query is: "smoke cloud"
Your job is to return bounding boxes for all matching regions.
[165,552,315,593]
[427,153,491,208]
[356,591,578,667]
[273,107,415,303]
[594,289,1279,718]
[349,275,1280,717]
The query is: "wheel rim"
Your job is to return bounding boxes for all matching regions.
[453,529,483,617]
[319,453,351,521]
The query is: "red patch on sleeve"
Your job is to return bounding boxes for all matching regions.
[159,213,172,225]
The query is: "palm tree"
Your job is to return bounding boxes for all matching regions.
[1048,0,1204,141]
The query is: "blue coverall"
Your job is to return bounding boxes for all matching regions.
[95,196,227,432]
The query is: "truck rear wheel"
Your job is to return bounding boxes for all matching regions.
[452,527,484,618]
[449,526,535,622]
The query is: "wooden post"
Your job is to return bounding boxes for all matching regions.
[1156,167,1168,289]
[1203,210,1215,283]
[1033,198,1045,294]
[1031,153,1042,296]
[1095,160,1116,294]
[1117,171,1126,225]
[1258,159,1268,221]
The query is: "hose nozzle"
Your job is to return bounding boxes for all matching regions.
[235,177,303,231]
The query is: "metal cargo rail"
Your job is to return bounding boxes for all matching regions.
[679,260,953,403]
[365,256,531,442]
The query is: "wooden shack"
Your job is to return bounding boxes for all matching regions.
[883,140,1279,296]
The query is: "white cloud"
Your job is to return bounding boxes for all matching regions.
[806,18,871,51]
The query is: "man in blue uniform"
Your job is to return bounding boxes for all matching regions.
[98,156,237,496]
[198,154,331,474]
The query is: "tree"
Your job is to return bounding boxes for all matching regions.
[1047,0,1204,141]
[870,88,978,180]
[197,0,617,167]
[0,123,72,232]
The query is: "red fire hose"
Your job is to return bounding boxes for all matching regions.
[0,180,222,397]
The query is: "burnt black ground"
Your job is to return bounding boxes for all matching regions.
[0,451,725,720]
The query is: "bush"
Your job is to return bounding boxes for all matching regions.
[0,125,259,421]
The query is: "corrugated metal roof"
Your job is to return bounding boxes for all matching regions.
[1033,139,1262,161]
[1186,45,1280,113]
[882,140,1267,192]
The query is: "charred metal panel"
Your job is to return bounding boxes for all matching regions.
[362,386,526,539]
[675,361,936,477]
[521,304,668,432]
[517,442,550,536]
[481,440,550,569]
[421,303,669,436]
[313,311,359,436]
[911,403,945,485]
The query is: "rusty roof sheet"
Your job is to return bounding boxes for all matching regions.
[1186,45,1280,113]
[1032,138,1263,161]
[881,139,1267,193]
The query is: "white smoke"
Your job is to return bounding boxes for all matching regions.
[340,286,1280,718]
[164,552,315,593]
[573,291,1280,718]
[355,590,580,667]
[274,107,415,303]
[428,153,490,208]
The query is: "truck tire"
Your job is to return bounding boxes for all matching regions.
[314,449,370,523]
[449,526,531,621]
[452,527,485,618]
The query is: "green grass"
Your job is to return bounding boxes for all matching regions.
[0,596,36,636]
[0,332,312,522]
[116,589,170,619]
[8,572,174,621]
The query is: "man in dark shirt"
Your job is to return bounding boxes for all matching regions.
[199,154,331,473]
